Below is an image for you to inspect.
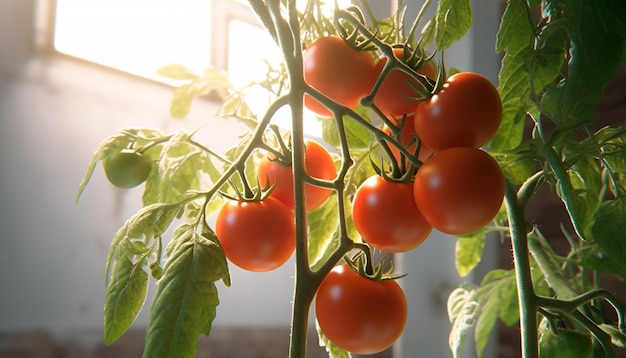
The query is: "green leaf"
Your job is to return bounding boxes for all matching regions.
[104,253,150,344]
[455,232,486,277]
[566,154,603,238]
[473,269,518,356]
[157,64,199,81]
[491,0,567,151]
[316,321,351,358]
[490,143,538,185]
[168,66,231,119]
[105,203,183,284]
[495,0,532,54]
[76,128,164,202]
[142,132,212,206]
[541,0,626,125]
[491,0,534,151]
[143,225,230,358]
[591,198,626,281]
[321,107,373,150]
[434,0,473,51]
[491,50,533,151]
[308,195,340,270]
[447,286,479,358]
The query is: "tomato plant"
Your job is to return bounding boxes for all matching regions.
[352,175,431,252]
[315,264,407,355]
[102,150,151,189]
[215,197,295,272]
[76,0,626,358]
[413,72,502,151]
[257,140,336,211]
[372,47,436,119]
[413,147,505,235]
[303,35,375,117]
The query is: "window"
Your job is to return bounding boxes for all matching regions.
[52,0,227,84]
[49,0,350,136]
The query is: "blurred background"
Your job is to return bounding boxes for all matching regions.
[0,0,560,357]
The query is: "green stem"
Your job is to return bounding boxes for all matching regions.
[527,231,578,299]
[539,145,586,240]
[505,179,539,358]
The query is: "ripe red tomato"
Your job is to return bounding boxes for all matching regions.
[215,197,295,272]
[315,265,407,354]
[413,72,502,151]
[373,48,436,119]
[413,147,505,235]
[352,175,432,252]
[303,36,375,117]
[258,140,336,211]
[382,114,434,164]
[102,150,151,189]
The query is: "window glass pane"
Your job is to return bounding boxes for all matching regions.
[54,0,212,81]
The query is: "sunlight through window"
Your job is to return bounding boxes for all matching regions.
[53,0,352,137]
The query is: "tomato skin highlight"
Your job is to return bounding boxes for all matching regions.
[258,140,336,211]
[352,175,432,252]
[414,72,502,151]
[215,197,295,272]
[102,151,152,189]
[413,147,505,235]
[315,265,408,355]
[373,48,436,119]
[303,36,375,117]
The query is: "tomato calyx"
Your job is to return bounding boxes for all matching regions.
[374,116,425,182]
[219,173,275,204]
[344,249,406,282]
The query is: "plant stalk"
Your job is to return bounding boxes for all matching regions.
[504,180,539,358]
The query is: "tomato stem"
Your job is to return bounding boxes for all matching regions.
[505,179,539,358]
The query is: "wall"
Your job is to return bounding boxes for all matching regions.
[0,1,501,357]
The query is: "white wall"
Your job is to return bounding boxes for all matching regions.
[0,1,501,357]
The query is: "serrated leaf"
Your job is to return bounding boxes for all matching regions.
[447,286,478,358]
[105,203,182,283]
[316,321,352,358]
[104,252,150,344]
[75,128,164,201]
[434,0,473,51]
[455,232,486,277]
[142,132,212,206]
[473,270,518,356]
[495,0,532,54]
[143,225,230,358]
[491,47,533,151]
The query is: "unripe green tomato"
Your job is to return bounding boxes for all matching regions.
[538,327,593,358]
[102,151,152,189]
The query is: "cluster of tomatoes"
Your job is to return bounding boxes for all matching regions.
[303,35,506,354]
[305,34,505,244]
[101,34,506,355]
